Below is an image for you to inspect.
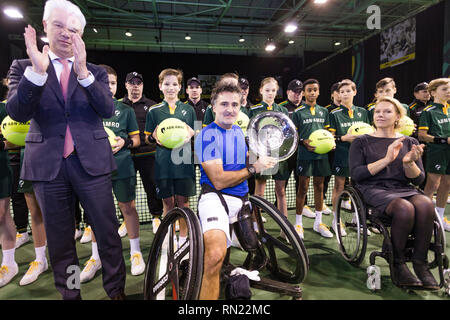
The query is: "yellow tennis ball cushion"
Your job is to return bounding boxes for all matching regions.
[157,118,189,149]
[395,115,414,136]
[233,111,250,134]
[347,122,375,136]
[104,127,117,149]
[308,129,336,154]
[1,116,30,147]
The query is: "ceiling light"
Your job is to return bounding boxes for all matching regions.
[185,33,191,40]
[284,23,298,33]
[3,7,23,19]
[93,28,98,33]
[239,36,245,43]
[265,42,276,52]
[334,41,341,46]
[125,30,132,37]
[288,40,295,44]
[40,37,49,43]
[314,0,327,3]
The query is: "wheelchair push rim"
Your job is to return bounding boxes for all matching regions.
[143,207,204,300]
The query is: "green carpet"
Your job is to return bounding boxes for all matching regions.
[1,205,450,300]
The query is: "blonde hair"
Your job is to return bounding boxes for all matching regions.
[428,78,450,94]
[338,79,356,92]
[259,77,279,90]
[373,96,405,129]
[158,68,183,85]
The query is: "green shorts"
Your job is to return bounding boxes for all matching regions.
[0,171,12,199]
[425,146,450,175]
[332,165,350,177]
[18,179,33,194]
[272,160,291,181]
[296,159,331,177]
[156,178,196,199]
[112,176,136,203]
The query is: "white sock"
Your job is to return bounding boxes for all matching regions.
[35,246,47,263]
[314,211,323,227]
[91,241,100,261]
[436,207,445,219]
[1,248,16,267]
[296,214,303,226]
[129,237,141,255]
[178,236,187,247]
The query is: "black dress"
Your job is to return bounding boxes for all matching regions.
[349,134,425,214]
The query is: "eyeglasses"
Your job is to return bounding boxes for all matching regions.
[128,79,143,86]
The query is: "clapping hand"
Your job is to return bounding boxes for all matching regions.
[403,143,425,164]
[71,33,89,79]
[385,136,405,163]
[24,25,49,75]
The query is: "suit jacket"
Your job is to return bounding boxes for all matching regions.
[6,58,117,181]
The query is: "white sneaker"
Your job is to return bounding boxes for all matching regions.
[294,224,304,240]
[152,217,161,234]
[15,232,30,249]
[130,252,145,276]
[341,199,352,210]
[313,223,333,238]
[443,217,450,232]
[74,229,83,240]
[261,216,267,223]
[80,226,92,244]
[332,219,347,237]
[118,222,127,238]
[322,204,332,215]
[302,205,316,218]
[19,260,48,286]
[80,257,102,283]
[0,263,18,288]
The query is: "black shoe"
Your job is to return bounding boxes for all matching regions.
[393,263,423,288]
[413,262,439,290]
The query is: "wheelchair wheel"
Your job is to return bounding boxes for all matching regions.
[428,210,448,270]
[245,195,309,284]
[335,186,368,266]
[143,207,204,300]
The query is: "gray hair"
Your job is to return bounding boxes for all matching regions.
[43,0,86,32]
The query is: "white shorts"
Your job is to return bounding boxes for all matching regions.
[197,192,244,247]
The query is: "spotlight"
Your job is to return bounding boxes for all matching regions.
[265,41,276,52]
[314,0,327,3]
[93,28,98,33]
[125,30,132,37]
[334,41,341,46]
[284,23,298,33]
[3,7,23,19]
[185,33,191,40]
[239,36,245,43]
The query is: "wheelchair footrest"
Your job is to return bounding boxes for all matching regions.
[249,278,302,300]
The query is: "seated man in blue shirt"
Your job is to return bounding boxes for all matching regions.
[194,83,275,300]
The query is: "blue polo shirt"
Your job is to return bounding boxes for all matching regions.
[195,122,248,197]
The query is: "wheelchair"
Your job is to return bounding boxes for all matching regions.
[143,195,309,300]
[335,184,450,294]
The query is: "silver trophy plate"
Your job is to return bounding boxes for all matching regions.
[247,111,298,162]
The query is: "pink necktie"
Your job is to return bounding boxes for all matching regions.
[59,59,74,158]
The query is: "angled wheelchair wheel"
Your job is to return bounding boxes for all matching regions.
[428,210,448,272]
[143,207,203,300]
[245,195,309,284]
[335,186,368,266]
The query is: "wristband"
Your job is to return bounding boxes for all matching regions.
[299,138,305,146]
[335,136,343,142]
[124,137,134,149]
[147,134,156,143]
[433,137,448,144]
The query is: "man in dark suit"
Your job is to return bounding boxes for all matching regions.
[6,0,126,300]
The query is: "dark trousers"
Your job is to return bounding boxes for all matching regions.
[10,161,29,233]
[132,155,163,216]
[33,154,126,300]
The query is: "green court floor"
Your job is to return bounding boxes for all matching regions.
[1,205,450,300]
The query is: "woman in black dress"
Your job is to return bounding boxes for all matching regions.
[349,96,438,290]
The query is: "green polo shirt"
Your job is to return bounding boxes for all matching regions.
[103,100,139,180]
[329,105,369,167]
[0,101,11,181]
[419,102,450,152]
[202,104,251,127]
[249,101,288,119]
[292,103,330,161]
[145,100,196,180]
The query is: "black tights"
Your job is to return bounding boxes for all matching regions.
[385,195,435,265]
